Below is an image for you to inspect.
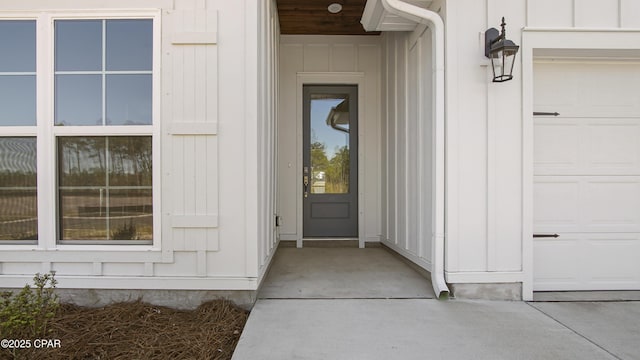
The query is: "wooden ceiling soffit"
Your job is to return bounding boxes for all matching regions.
[276,0,380,35]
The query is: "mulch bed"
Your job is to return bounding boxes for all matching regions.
[1,299,249,360]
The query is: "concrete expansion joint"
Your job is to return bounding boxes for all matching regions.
[525,302,623,360]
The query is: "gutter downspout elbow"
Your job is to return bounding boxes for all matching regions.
[380,0,449,299]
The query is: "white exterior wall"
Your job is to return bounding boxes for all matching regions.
[256,0,279,280]
[0,0,271,292]
[444,0,640,297]
[380,28,435,269]
[277,35,382,245]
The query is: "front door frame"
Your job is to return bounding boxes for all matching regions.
[296,72,366,248]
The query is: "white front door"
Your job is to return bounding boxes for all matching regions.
[533,61,640,291]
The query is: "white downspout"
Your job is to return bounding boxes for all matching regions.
[381,0,449,299]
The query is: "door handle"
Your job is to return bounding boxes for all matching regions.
[533,234,559,238]
[303,175,309,198]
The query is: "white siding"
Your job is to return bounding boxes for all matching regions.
[277,35,382,244]
[380,27,434,269]
[0,0,267,291]
[527,0,640,28]
[256,0,279,280]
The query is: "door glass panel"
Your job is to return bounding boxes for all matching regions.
[309,94,350,194]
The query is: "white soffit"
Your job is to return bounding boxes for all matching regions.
[361,0,433,31]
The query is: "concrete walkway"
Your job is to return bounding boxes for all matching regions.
[232,248,640,360]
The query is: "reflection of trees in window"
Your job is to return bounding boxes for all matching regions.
[309,141,349,194]
[108,137,152,186]
[59,137,106,186]
[310,141,328,173]
[327,146,349,193]
[0,137,37,241]
[58,136,152,243]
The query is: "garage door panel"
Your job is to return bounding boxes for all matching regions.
[586,122,640,174]
[533,235,585,290]
[533,179,581,232]
[534,62,640,118]
[535,176,640,233]
[533,64,579,115]
[586,237,640,286]
[584,179,640,232]
[577,65,640,118]
[535,119,640,176]
[534,121,581,174]
[534,233,640,290]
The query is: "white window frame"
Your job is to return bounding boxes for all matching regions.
[0,10,162,251]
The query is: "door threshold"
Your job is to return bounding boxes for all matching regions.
[279,239,361,248]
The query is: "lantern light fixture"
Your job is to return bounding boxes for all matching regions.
[485,17,520,83]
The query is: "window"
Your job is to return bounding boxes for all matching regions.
[58,136,152,243]
[54,19,154,244]
[0,15,156,246]
[0,20,37,243]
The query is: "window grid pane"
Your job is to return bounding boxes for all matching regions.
[0,20,36,127]
[0,137,37,242]
[54,19,152,126]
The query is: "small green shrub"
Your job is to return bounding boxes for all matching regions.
[0,271,59,338]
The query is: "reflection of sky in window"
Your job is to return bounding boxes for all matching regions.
[106,75,152,125]
[55,75,102,126]
[0,21,36,72]
[106,20,152,71]
[311,98,349,159]
[55,20,102,71]
[0,21,36,126]
[0,76,36,126]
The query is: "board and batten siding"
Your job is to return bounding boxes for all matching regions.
[444,0,640,296]
[0,0,274,292]
[380,28,435,270]
[256,0,280,279]
[277,35,382,245]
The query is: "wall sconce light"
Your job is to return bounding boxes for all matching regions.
[485,17,520,82]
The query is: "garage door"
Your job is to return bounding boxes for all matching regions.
[533,61,640,291]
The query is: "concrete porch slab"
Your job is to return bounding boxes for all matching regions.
[258,247,435,299]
